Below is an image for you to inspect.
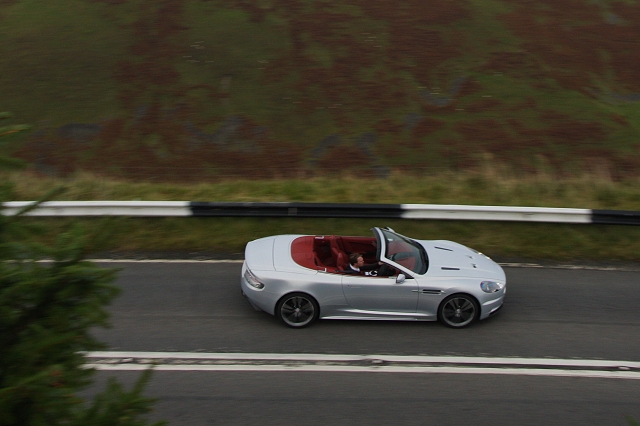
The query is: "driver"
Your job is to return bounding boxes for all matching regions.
[343,253,391,276]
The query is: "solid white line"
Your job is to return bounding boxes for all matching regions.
[87,351,363,361]
[86,364,640,380]
[85,351,640,368]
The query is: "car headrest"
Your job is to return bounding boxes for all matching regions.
[335,251,347,270]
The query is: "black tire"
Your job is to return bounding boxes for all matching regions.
[276,293,319,328]
[437,294,479,328]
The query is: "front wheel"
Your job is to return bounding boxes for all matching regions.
[438,294,479,328]
[276,293,319,328]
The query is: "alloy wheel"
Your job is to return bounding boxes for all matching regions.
[440,295,478,328]
[279,295,317,327]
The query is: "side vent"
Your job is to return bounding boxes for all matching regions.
[435,246,453,251]
[441,266,460,270]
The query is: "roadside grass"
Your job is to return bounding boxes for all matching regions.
[7,170,640,209]
[15,216,640,262]
[6,171,640,261]
[2,1,639,261]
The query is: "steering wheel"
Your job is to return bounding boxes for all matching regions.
[391,252,412,261]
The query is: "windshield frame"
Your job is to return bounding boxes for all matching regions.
[373,227,429,275]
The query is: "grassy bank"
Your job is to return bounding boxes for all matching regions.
[2,0,640,181]
[8,170,640,209]
[6,172,640,262]
[15,216,640,262]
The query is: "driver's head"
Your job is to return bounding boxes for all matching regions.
[349,253,365,267]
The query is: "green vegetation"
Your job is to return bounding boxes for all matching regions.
[0,112,28,170]
[1,0,640,261]
[0,221,163,425]
[6,171,640,261]
[1,0,639,180]
[15,215,640,261]
[6,169,640,209]
[0,115,163,425]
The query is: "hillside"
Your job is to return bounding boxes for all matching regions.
[1,0,639,181]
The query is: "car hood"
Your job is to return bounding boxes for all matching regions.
[419,240,505,280]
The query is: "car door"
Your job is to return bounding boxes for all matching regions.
[341,274,419,312]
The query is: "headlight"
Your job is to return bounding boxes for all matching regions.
[244,268,265,289]
[480,280,504,293]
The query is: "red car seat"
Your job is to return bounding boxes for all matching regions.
[330,237,348,271]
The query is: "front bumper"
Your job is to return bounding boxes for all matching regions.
[479,284,506,320]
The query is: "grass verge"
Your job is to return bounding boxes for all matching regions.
[15,216,640,262]
[6,171,640,262]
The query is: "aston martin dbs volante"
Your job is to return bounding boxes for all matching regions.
[241,227,506,328]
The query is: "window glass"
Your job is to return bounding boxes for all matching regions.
[380,229,429,274]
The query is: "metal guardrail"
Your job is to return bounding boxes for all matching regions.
[2,201,192,217]
[2,201,639,225]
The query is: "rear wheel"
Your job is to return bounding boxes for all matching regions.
[438,294,479,328]
[276,293,319,328]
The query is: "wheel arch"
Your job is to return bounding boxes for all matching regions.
[438,291,480,309]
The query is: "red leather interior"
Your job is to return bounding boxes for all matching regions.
[335,251,348,270]
[291,235,376,272]
[329,237,343,269]
[290,236,318,269]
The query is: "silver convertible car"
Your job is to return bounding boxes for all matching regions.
[241,227,506,328]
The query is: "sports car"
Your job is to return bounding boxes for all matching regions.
[241,227,506,328]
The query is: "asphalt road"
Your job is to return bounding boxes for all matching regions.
[88,262,640,425]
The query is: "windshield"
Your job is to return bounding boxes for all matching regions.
[380,229,429,275]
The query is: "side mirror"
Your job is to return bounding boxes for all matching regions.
[396,274,406,284]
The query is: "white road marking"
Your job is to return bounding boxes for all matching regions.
[87,364,640,379]
[499,262,640,271]
[86,351,640,366]
[85,352,640,380]
[74,260,638,271]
